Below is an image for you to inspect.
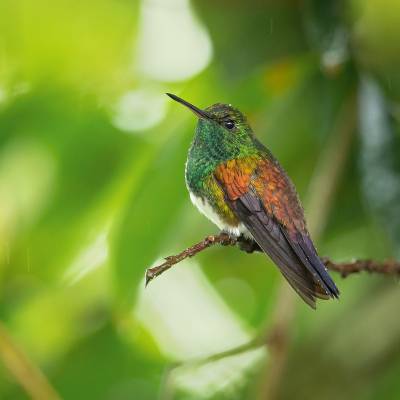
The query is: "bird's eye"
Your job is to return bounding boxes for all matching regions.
[224,120,235,130]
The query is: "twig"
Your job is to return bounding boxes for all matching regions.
[145,233,236,286]
[145,232,400,284]
[323,258,400,277]
[0,322,61,400]
[174,335,265,369]
[158,334,268,400]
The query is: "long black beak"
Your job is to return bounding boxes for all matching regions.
[166,93,211,119]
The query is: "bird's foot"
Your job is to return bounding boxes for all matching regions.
[218,231,237,247]
[236,236,262,253]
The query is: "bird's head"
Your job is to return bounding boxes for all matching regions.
[166,93,257,160]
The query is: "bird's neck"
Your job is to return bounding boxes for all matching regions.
[185,140,219,195]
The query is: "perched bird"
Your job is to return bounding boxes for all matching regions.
[167,93,339,308]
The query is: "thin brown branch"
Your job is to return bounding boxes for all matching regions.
[145,233,236,286]
[159,335,268,400]
[0,322,61,400]
[145,232,400,285]
[174,336,265,369]
[323,257,400,277]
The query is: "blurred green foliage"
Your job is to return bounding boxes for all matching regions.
[0,0,400,399]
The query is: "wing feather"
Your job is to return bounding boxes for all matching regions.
[231,190,331,308]
[214,157,339,308]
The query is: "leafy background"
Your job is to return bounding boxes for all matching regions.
[0,0,400,399]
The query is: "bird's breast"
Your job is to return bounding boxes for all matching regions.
[189,191,246,237]
[185,151,252,237]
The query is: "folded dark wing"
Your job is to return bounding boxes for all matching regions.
[214,157,339,308]
[230,189,336,308]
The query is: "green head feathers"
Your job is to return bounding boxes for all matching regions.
[166,93,258,163]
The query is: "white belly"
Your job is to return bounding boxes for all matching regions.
[189,192,250,237]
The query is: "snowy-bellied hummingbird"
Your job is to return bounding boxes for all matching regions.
[167,93,339,308]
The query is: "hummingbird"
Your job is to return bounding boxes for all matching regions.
[166,93,339,308]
